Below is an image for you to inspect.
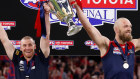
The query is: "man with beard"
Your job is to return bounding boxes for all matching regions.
[0,4,51,79]
[69,0,140,79]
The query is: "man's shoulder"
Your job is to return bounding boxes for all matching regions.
[35,49,43,54]
[14,49,22,56]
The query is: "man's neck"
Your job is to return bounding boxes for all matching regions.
[26,58,32,62]
[115,37,127,44]
[24,56,33,62]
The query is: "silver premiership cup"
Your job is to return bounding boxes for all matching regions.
[49,0,82,36]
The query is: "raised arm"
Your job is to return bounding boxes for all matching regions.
[40,3,50,58]
[69,0,110,56]
[132,39,140,52]
[0,23,15,60]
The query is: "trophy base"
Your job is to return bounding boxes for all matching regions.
[67,25,82,36]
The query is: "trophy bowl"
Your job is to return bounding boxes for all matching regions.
[49,0,82,36]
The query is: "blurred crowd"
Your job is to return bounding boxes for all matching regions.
[0,56,15,79]
[1,55,140,79]
[48,56,103,79]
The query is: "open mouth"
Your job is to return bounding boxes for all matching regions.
[126,32,130,34]
[125,32,131,34]
[25,51,31,53]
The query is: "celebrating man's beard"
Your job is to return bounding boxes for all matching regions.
[119,30,133,42]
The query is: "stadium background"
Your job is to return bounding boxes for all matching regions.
[0,0,140,55]
[0,0,140,79]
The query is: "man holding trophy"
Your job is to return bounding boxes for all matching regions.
[0,3,51,79]
[35,0,82,37]
[68,0,140,79]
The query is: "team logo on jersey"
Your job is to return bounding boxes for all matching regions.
[50,40,74,50]
[113,46,134,55]
[19,60,24,71]
[20,0,138,26]
[113,47,122,55]
[128,49,134,54]
[31,61,36,70]
[0,21,16,30]
[19,60,36,71]
[15,50,20,55]
[85,40,99,50]
[31,66,36,70]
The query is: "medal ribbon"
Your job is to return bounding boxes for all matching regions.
[114,39,128,62]
[24,59,33,78]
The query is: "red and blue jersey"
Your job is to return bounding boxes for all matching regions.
[101,41,135,79]
[12,49,49,79]
[0,56,15,79]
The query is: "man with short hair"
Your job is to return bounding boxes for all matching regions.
[69,0,140,79]
[0,4,51,79]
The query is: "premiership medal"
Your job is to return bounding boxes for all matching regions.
[114,39,129,69]
[123,62,129,69]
